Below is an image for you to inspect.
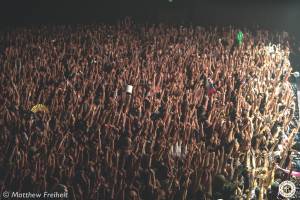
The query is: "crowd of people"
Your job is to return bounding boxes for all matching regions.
[0,20,298,199]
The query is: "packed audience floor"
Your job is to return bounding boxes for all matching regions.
[0,21,298,200]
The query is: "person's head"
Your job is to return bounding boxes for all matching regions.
[156,189,166,200]
[255,187,260,197]
[271,181,279,194]
[212,174,226,192]
[52,184,68,193]
[128,189,139,200]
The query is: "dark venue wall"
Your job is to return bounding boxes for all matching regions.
[1,1,300,35]
[0,0,300,69]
